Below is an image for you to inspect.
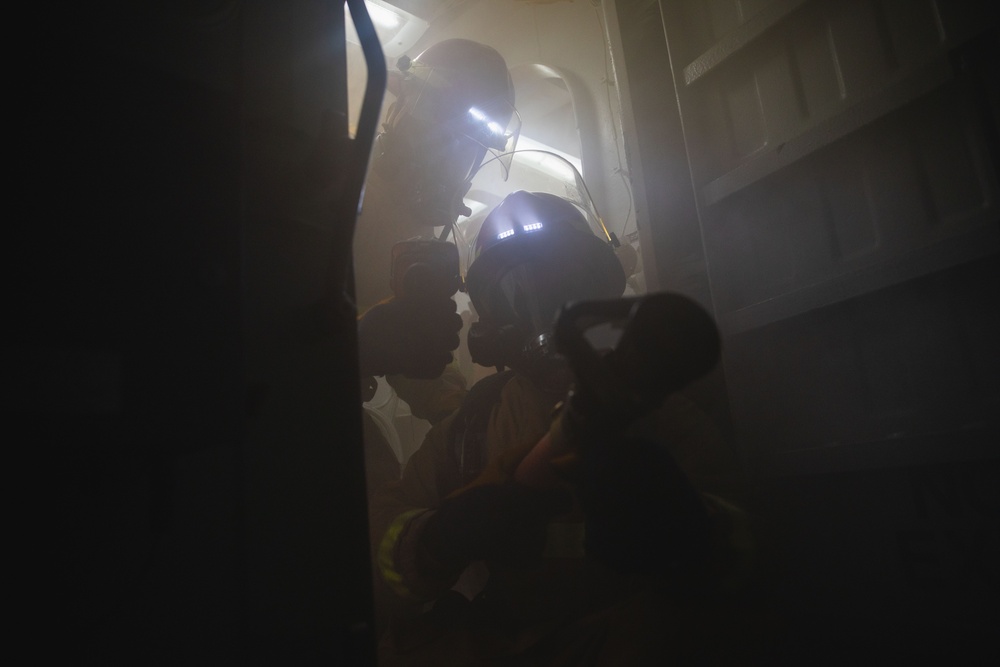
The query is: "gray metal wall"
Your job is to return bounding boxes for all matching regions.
[610,0,999,657]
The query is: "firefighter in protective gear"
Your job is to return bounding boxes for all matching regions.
[354,38,519,312]
[372,191,756,665]
[354,38,518,482]
[353,41,519,637]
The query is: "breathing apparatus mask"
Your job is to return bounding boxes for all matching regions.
[465,190,627,389]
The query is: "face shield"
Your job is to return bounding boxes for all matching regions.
[474,239,625,345]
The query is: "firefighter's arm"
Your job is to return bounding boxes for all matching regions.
[377,488,564,604]
[372,413,461,602]
[504,398,730,576]
[374,411,567,602]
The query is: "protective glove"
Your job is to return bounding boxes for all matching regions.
[417,483,571,578]
[357,263,463,379]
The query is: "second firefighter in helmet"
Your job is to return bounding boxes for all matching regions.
[374,38,520,234]
[355,39,519,375]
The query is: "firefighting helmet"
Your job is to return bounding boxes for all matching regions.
[378,39,520,213]
[465,191,626,370]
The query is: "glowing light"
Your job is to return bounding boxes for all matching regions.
[469,107,507,137]
[498,229,515,240]
[523,222,543,232]
[366,2,400,29]
[345,1,399,31]
[344,1,428,59]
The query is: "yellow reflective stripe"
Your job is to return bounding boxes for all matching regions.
[377,509,427,599]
